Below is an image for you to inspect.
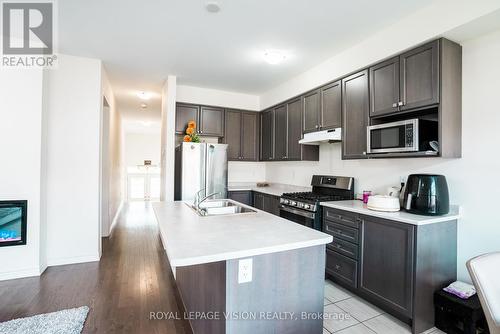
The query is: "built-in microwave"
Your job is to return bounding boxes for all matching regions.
[367,119,438,154]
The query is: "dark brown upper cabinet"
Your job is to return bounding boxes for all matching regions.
[224,110,242,160]
[240,112,259,161]
[175,103,199,134]
[199,106,224,137]
[369,40,440,117]
[175,103,224,137]
[342,70,369,160]
[400,40,439,111]
[320,81,342,130]
[260,109,275,161]
[286,97,303,160]
[260,99,318,162]
[369,57,400,117]
[224,110,259,161]
[274,104,288,160]
[303,89,321,133]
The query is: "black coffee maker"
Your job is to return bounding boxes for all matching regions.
[403,174,450,215]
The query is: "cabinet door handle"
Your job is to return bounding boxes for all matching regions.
[392,103,398,108]
[315,125,319,129]
[398,101,404,107]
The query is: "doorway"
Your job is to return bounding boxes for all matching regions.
[127,167,161,201]
[123,130,162,202]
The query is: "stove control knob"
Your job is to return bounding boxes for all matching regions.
[291,201,297,206]
[304,204,311,210]
[298,203,304,208]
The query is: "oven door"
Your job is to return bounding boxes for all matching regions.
[367,119,418,153]
[279,205,315,229]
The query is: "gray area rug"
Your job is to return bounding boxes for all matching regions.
[0,306,89,334]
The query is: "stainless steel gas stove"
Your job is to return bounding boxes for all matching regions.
[279,175,354,230]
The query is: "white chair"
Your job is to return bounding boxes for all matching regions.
[467,252,500,334]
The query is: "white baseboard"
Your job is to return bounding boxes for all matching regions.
[47,254,100,267]
[0,267,41,281]
[39,262,48,276]
[0,255,99,281]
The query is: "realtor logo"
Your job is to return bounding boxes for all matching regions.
[1,1,57,68]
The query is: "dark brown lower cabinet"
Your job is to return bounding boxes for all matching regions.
[227,191,253,206]
[322,206,457,334]
[325,248,358,288]
[359,216,414,317]
[252,191,280,216]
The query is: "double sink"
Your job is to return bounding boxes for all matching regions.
[189,199,257,216]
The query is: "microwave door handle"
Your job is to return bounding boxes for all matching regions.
[405,193,413,210]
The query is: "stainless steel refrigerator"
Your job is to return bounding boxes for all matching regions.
[174,142,228,201]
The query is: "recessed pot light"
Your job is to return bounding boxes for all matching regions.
[263,50,287,65]
[140,103,148,109]
[137,91,151,100]
[206,2,220,13]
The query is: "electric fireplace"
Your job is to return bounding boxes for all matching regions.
[0,200,27,247]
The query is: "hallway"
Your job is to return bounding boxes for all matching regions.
[0,202,191,333]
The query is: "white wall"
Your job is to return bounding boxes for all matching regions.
[124,133,161,167]
[160,76,177,201]
[260,0,500,109]
[102,69,124,237]
[0,69,44,280]
[177,85,260,111]
[43,54,102,266]
[265,29,500,282]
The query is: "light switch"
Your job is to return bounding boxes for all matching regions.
[238,258,253,284]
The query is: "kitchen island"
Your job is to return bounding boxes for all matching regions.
[153,200,332,334]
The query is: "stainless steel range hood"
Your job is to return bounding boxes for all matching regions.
[299,128,342,145]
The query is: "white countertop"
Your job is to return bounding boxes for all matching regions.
[320,200,461,225]
[228,182,311,197]
[152,200,332,267]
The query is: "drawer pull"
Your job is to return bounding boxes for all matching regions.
[327,227,355,241]
[335,244,354,256]
[335,264,341,270]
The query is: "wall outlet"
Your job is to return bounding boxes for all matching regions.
[238,258,253,284]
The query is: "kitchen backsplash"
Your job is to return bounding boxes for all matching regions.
[228,161,267,183]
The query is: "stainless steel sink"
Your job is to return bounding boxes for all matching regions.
[188,199,257,216]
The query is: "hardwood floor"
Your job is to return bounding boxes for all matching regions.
[0,202,192,333]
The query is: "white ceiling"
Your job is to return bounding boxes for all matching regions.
[58,0,437,128]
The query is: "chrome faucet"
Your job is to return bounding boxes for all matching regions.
[193,189,222,212]
[196,191,222,212]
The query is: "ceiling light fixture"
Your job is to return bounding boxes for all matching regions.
[205,2,220,13]
[140,103,148,109]
[137,91,151,100]
[263,50,287,65]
